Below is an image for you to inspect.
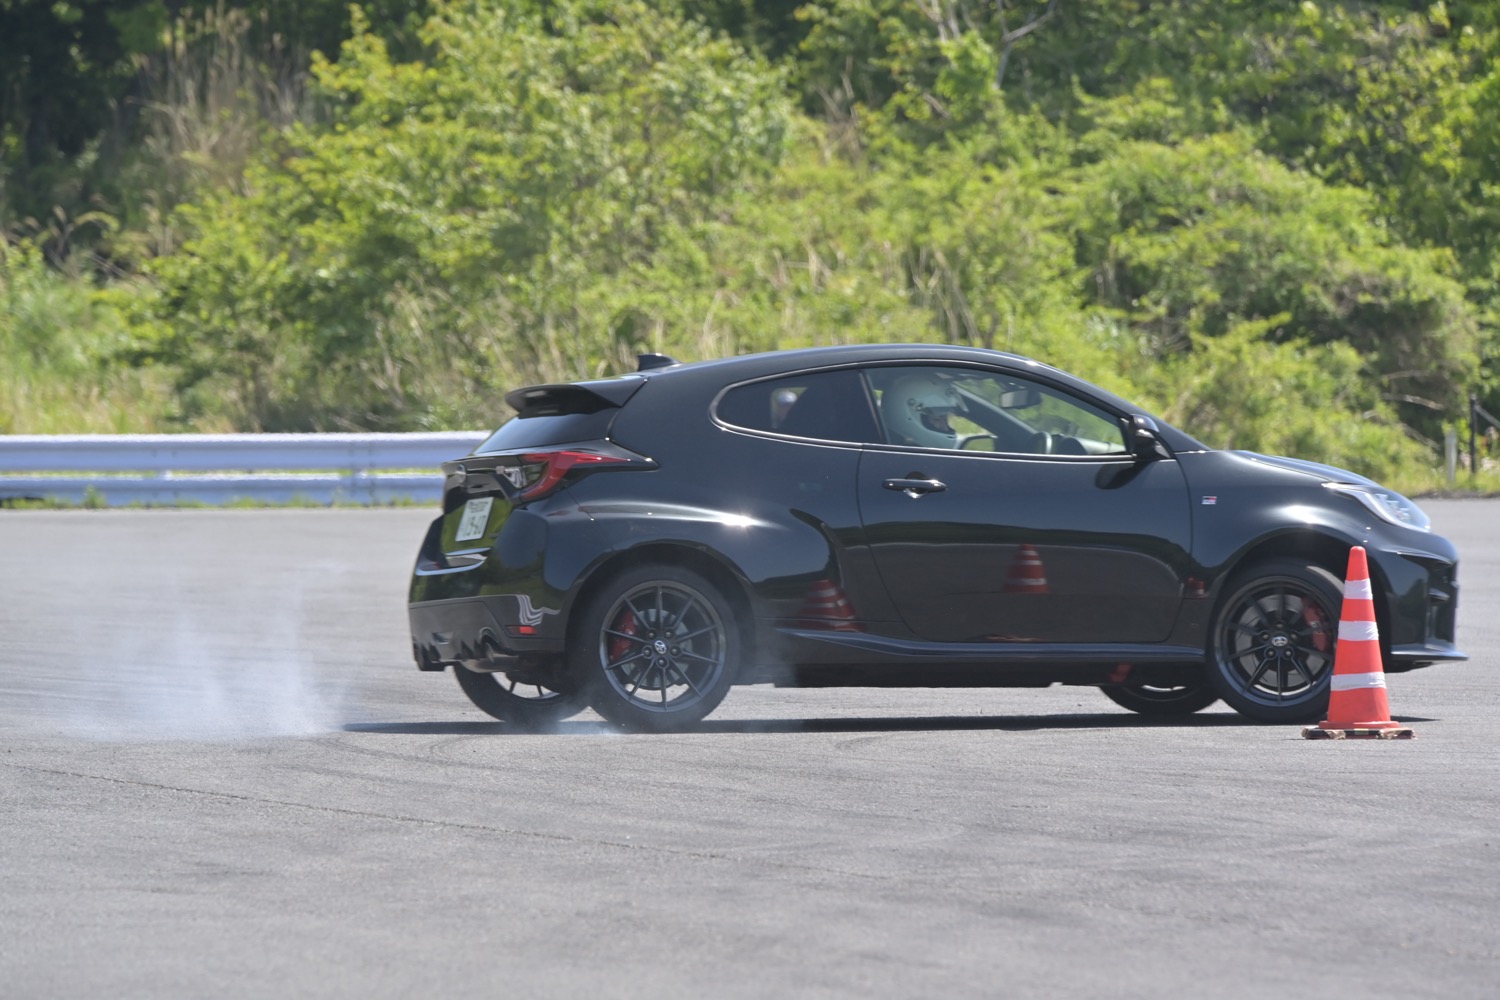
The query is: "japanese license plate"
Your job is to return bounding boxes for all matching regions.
[454,497,494,542]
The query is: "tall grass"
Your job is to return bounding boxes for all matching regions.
[119,4,312,260]
[0,371,193,435]
[0,238,191,433]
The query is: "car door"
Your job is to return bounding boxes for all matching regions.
[856,365,1193,644]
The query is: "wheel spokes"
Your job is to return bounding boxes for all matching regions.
[1230,616,1268,640]
[503,677,550,699]
[494,672,566,703]
[665,663,703,697]
[600,582,726,711]
[622,658,654,695]
[1244,657,1274,691]
[1224,584,1333,701]
[669,623,719,643]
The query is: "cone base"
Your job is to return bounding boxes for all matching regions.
[1316,717,1404,730]
[1302,726,1415,740]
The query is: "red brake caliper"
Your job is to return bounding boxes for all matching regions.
[1303,602,1330,653]
[608,609,639,662]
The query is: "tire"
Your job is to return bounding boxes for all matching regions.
[453,663,587,729]
[570,564,739,732]
[1100,681,1219,716]
[1207,558,1343,724]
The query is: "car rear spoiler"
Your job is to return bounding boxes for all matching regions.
[504,375,649,417]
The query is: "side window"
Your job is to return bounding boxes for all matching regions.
[716,369,880,443]
[867,366,1129,455]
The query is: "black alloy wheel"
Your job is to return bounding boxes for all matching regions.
[572,564,738,732]
[1208,558,1343,723]
[453,663,587,729]
[1099,681,1220,716]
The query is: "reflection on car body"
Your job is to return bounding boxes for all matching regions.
[408,344,1465,731]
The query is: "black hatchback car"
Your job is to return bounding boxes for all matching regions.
[408,344,1464,731]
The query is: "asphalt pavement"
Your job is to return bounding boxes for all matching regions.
[2,501,1496,998]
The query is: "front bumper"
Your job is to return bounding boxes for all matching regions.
[1371,542,1464,670]
[1387,642,1468,672]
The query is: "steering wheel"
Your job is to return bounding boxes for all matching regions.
[1052,435,1086,455]
[1027,432,1085,455]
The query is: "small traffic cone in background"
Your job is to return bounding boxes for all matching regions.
[795,578,865,632]
[1002,544,1049,595]
[1303,546,1414,740]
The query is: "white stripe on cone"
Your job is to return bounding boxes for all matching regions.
[1330,672,1388,691]
[1344,577,1374,599]
[1337,620,1380,642]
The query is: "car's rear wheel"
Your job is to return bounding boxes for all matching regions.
[1099,681,1219,716]
[453,664,587,729]
[572,564,738,732]
[1208,558,1343,723]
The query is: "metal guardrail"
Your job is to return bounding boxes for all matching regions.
[0,432,489,506]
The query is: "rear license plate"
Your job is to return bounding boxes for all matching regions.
[454,497,494,542]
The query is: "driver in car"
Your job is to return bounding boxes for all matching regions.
[881,372,965,448]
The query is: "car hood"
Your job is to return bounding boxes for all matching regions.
[1229,451,1381,488]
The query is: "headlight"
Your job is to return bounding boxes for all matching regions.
[1324,483,1431,531]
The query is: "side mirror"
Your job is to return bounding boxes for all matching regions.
[999,387,1041,410]
[1127,414,1172,462]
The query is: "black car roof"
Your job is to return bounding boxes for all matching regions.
[645,343,1040,378]
[637,344,1138,414]
[522,344,1209,451]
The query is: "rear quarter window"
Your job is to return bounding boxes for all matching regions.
[716,369,880,443]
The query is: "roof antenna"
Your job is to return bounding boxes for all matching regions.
[637,353,679,372]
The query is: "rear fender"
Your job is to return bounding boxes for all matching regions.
[552,501,831,623]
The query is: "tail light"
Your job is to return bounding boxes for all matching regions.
[442,442,652,512]
[515,448,632,501]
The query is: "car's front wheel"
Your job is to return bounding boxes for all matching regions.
[571,564,739,732]
[1099,681,1219,716]
[1208,558,1343,723]
[453,664,587,729]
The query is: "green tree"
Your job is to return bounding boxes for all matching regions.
[151,0,791,429]
[1141,319,1430,480]
[1067,131,1477,442]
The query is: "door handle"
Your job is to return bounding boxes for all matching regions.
[883,477,947,497]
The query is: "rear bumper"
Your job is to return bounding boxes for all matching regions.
[408,597,562,671]
[409,598,512,670]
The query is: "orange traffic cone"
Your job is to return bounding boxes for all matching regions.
[1302,546,1414,740]
[795,578,865,632]
[1002,544,1049,594]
